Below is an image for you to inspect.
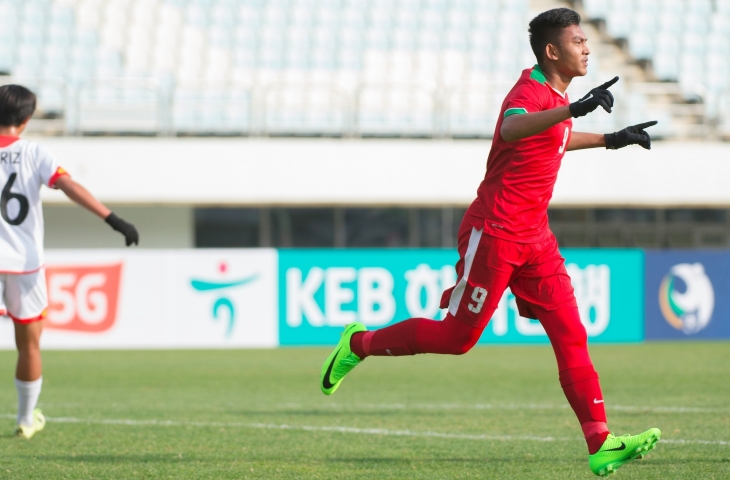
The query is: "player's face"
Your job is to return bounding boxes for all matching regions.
[555,25,590,78]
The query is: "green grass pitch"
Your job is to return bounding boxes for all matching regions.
[0,343,727,479]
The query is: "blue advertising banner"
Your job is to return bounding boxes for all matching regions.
[645,251,730,340]
[278,249,644,346]
[477,249,644,344]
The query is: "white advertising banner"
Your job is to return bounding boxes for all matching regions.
[0,249,278,349]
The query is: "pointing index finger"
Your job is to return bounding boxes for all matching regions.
[635,120,658,130]
[597,76,619,90]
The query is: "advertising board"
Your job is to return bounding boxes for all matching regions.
[0,250,279,349]
[278,249,644,346]
[0,248,651,349]
[645,251,730,340]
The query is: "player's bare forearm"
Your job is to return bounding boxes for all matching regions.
[500,106,572,142]
[566,132,606,151]
[54,175,111,219]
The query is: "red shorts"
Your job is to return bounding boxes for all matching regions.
[440,220,577,329]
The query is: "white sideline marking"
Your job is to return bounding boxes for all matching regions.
[1,413,728,446]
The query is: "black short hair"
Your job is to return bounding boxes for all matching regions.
[528,8,581,63]
[0,85,36,127]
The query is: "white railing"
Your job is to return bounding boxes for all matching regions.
[620,82,709,139]
[74,77,168,135]
[355,82,440,137]
[171,80,255,136]
[0,76,720,139]
[0,76,69,135]
[715,88,730,139]
[260,81,352,136]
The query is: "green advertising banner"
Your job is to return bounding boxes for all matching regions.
[278,249,644,346]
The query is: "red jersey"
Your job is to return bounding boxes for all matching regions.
[465,65,572,243]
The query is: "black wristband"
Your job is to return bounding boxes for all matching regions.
[105,212,122,229]
[604,133,618,150]
[569,102,583,118]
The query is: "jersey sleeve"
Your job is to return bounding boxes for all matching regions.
[35,144,69,188]
[503,80,549,118]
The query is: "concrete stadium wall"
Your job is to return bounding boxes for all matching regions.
[44,205,193,249]
[31,137,730,208]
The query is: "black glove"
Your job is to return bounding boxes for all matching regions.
[569,76,619,118]
[105,212,139,246]
[604,121,658,150]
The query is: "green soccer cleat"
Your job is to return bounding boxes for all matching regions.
[15,408,46,440]
[589,428,661,476]
[320,322,367,395]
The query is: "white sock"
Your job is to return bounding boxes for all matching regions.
[15,377,42,427]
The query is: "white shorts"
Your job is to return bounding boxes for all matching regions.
[0,269,48,323]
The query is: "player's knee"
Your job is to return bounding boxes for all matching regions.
[16,338,40,353]
[569,327,588,348]
[439,313,484,355]
[14,324,42,352]
[450,341,476,355]
[444,328,481,355]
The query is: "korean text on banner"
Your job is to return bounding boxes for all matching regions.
[278,249,644,346]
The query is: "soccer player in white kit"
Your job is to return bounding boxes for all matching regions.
[0,85,139,438]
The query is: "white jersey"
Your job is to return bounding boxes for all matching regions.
[0,137,66,274]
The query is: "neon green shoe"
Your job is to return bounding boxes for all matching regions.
[589,428,661,476]
[15,408,46,439]
[320,322,367,395]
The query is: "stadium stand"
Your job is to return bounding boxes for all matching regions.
[583,0,723,137]
[0,0,720,138]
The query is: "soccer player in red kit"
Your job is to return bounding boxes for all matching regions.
[320,8,660,477]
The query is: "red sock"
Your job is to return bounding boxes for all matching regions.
[350,331,372,358]
[367,318,423,356]
[349,315,482,358]
[559,365,610,454]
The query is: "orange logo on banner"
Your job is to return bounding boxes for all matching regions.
[45,263,123,333]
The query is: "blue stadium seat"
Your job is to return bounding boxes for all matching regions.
[683,13,708,34]
[633,11,657,35]
[635,0,660,15]
[692,0,713,16]
[682,33,705,56]
[583,0,608,19]
[652,52,679,80]
[392,29,416,51]
[659,0,684,15]
[0,0,703,137]
[209,28,232,49]
[606,10,631,39]
[42,44,68,77]
[20,2,46,27]
[658,11,682,32]
[718,0,730,16]
[211,5,236,29]
[628,32,654,60]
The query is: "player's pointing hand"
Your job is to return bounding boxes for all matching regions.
[105,212,139,246]
[569,76,619,118]
[605,121,658,150]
